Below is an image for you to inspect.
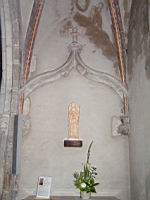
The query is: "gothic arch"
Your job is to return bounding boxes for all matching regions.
[20,42,128,100]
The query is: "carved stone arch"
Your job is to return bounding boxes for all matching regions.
[21,65,127,100]
[20,42,128,101]
[75,51,128,99]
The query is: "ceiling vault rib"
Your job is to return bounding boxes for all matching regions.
[20,0,45,113]
[108,0,128,114]
[23,0,45,82]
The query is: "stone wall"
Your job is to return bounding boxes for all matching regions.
[0,0,22,199]
[127,0,150,199]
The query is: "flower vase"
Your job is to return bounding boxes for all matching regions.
[80,191,91,199]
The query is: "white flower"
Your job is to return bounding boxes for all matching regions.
[81,182,86,189]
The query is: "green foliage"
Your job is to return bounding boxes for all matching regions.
[73,141,99,193]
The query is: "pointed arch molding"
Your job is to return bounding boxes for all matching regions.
[20,42,128,100]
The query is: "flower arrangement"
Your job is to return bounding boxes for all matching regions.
[73,141,99,195]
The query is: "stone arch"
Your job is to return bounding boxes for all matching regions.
[20,42,127,101]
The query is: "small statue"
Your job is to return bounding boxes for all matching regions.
[68,102,80,139]
[64,102,82,147]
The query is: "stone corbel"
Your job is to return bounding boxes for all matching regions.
[112,115,130,136]
[21,97,31,137]
[22,115,31,137]
[118,115,130,135]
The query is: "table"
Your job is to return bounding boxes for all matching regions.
[22,196,120,200]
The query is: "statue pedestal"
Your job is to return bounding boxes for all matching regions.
[64,139,83,147]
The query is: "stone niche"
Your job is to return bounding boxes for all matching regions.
[19,71,129,200]
[19,1,130,200]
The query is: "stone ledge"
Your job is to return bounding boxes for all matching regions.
[22,196,120,200]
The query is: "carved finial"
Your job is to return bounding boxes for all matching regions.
[71,27,78,43]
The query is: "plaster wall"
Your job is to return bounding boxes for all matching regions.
[127,0,150,199]
[19,71,130,200]
[19,1,130,200]
[129,57,150,200]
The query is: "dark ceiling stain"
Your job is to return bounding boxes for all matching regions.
[73,11,117,60]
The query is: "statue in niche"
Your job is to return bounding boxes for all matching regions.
[68,102,80,139]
